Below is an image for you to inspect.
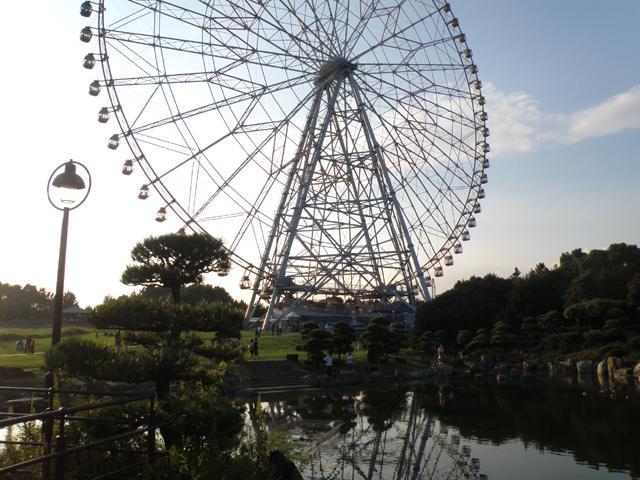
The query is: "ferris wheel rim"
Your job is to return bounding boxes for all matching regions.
[93,0,489,289]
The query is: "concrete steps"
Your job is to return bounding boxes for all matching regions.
[246,360,304,392]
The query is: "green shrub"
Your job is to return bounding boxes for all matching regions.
[582,330,606,347]
[604,327,626,342]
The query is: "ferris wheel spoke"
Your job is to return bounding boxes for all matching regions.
[355,75,477,193]
[187,83,322,224]
[211,0,327,67]
[357,69,478,133]
[351,9,443,63]
[351,81,466,258]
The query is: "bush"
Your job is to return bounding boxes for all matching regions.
[628,335,640,349]
[604,327,626,342]
[456,330,473,348]
[46,337,115,377]
[582,330,606,347]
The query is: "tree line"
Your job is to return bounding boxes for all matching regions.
[415,243,640,359]
[0,282,78,322]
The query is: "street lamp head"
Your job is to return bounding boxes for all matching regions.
[52,161,86,190]
[48,160,91,211]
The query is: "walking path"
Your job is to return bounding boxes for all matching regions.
[0,352,44,356]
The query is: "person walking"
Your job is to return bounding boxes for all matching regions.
[323,352,333,376]
[345,352,353,369]
[437,344,445,364]
[253,337,259,357]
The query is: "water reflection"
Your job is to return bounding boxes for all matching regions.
[257,381,639,480]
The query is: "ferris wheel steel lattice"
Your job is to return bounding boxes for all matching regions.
[80,0,490,325]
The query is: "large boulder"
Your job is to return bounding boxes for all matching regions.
[613,368,632,383]
[270,450,303,480]
[634,363,640,379]
[607,357,622,375]
[558,360,575,374]
[576,360,594,375]
[596,360,608,377]
[522,361,542,375]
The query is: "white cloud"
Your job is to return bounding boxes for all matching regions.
[485,84,640,156]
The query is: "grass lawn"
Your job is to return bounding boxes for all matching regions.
[0,324,114,369]
[1,323,429,373]
[240,330,304,360]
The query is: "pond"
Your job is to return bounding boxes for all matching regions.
[256,377,640,480]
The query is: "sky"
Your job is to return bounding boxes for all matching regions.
[0,1,638,307]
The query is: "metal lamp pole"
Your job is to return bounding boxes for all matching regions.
[47,160,91,346]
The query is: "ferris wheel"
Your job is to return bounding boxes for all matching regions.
[79,0,489,323]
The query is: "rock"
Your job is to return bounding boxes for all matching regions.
[613,368,632,383]
[474,373,487,382]
[496,374,508,383]
[465,361,487,375]
[607,357,622,375]
[576,360,593,374]
[493,364,510,376]
[270,449,303,480]
[509,365,523,377]
[546,362,555,375]
[597,360,608,377]
[558,359,575,373]
[634,363,640,379]
[436,363,454,376]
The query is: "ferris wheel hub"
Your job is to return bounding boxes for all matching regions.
[316,58,357,84]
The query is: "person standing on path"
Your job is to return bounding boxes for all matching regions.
[253,337,259,357]
[437,344,445,364]
[323,352,333,376]
[248,338,255,358]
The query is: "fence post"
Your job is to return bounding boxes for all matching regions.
[42,373,55,480]
[53,409,66,480]
[147,395,156,460]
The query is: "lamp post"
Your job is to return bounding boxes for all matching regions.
[47,160,91,346]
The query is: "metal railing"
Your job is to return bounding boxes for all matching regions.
[0,385,157,480]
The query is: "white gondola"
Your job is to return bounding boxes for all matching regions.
[83,53,96,69]
[89,80,100,96]
[478,188,485,199]
[461,229,471,241]
[107,134,119,150]
[425,276,433,287]
[473,203,481,214]
[435,266,444,277]
[80,1,93,17]
[155,207,167,222]
[138,184,149,199]
[240,275,251,290]
[444,255,454,266]
[80,26,93,43]
[483,158,490,168]
[98,107,110,123]
[454,243,463,254]
[468,217,477,228]
[481,173,488,184]
[121,159,133,175]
